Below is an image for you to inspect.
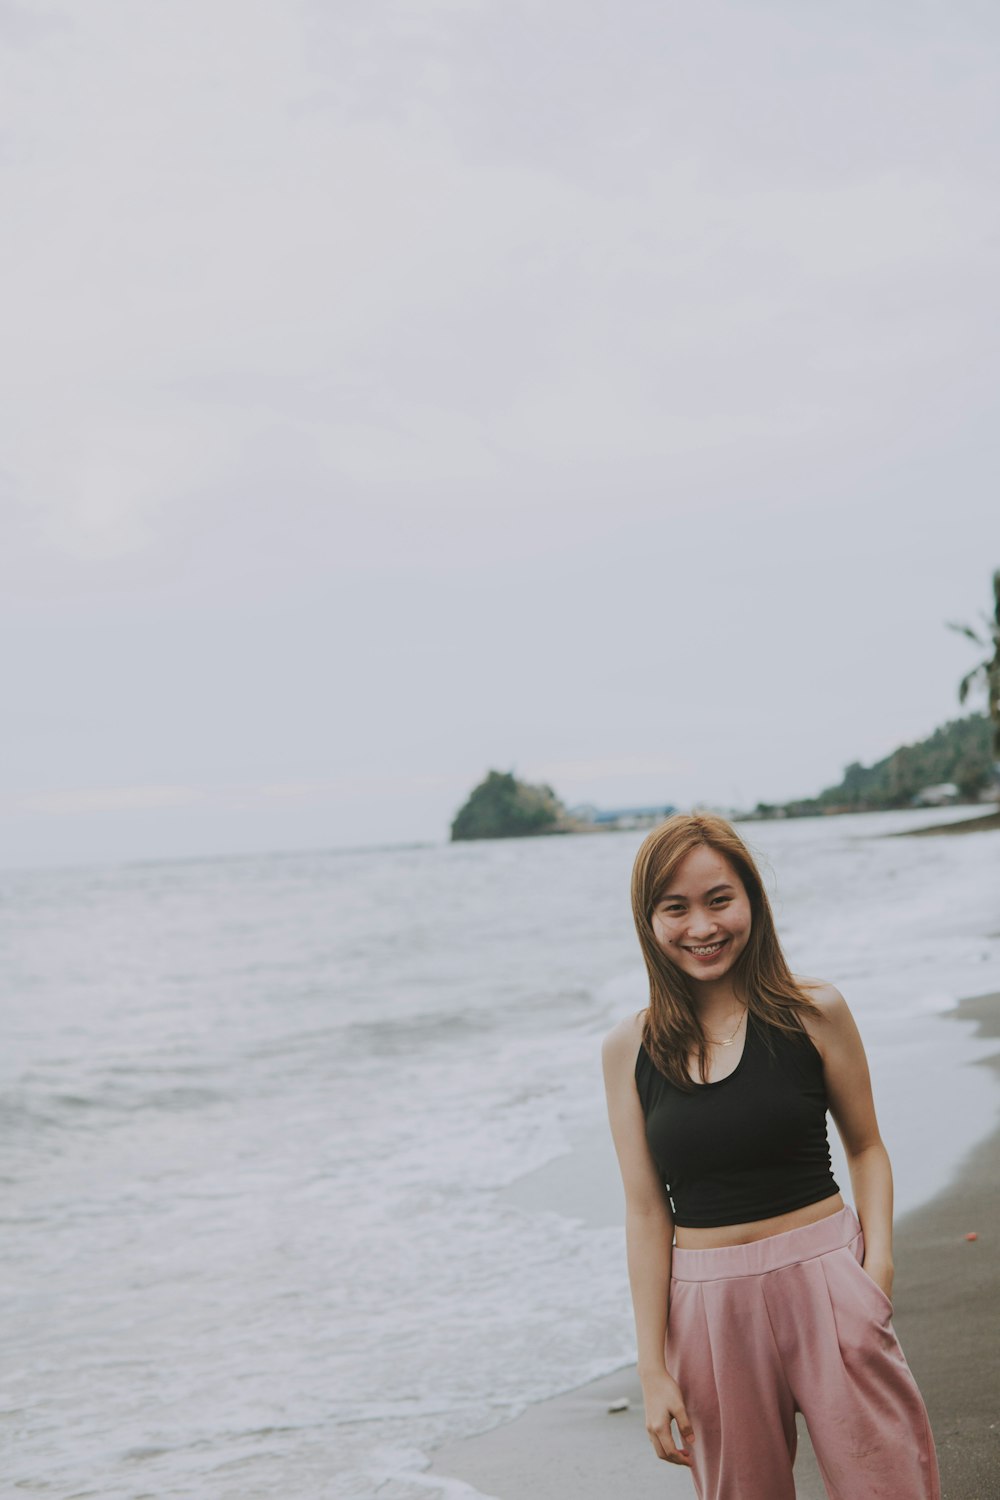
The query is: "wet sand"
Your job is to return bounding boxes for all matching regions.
[895,809,1000,838]
[430,991,1000,1499]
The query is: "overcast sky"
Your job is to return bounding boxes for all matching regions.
[2,0,999,868]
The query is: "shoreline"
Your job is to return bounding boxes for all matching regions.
[893,807,1000,838]
[427,990,1000,1499]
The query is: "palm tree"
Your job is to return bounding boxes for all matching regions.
[947,568,1000,769]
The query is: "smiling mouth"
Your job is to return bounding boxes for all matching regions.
[685,940,728,957]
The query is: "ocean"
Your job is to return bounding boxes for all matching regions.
[3,807,998,1498]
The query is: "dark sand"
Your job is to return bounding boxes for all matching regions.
[895,809,1000,838]
[430,991,1000,1499]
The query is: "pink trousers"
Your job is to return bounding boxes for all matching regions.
[666,1207,939,1500]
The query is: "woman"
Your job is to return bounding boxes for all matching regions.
[602,813,939,1500]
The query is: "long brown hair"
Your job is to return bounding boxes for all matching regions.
[631,812,818,1089]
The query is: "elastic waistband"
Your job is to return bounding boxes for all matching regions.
[671,1205,861,1282]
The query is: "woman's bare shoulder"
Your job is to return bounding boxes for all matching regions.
[792,977,853,1048]
[601,1008,647,1066]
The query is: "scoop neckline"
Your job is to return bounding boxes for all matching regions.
[637,1013,755,1089]
[686,1011,753,1089]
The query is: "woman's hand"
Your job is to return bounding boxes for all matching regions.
[862,1255,894,1304]
[804,984,896,1312]
[641,1370,695,1467]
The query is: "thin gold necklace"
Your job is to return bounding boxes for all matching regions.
[705,1008,747,1047]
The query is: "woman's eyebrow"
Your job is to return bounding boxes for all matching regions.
[658,882,735,902]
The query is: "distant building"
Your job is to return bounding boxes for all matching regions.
[911,782,960,807]
[569,803,676,831]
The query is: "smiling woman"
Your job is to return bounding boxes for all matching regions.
[602,812,940,1500]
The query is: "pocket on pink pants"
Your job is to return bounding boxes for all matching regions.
[843,1236,894,1320]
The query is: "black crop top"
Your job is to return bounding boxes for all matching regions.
[634,1014,839,1228]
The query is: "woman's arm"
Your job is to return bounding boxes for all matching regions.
[602,1018,695,1467]
[803,984,895,1300]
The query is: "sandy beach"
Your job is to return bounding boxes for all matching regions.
[430,990,1000,1500]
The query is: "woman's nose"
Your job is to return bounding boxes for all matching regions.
[686,912,718,938]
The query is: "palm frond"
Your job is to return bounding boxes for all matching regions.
[958,665,986,703]
[946,620,985,645]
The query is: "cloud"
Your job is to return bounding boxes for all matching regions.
[4,0,998,582]
[530,755,692,786]
[7,773,459,819]
[15,785,202,816]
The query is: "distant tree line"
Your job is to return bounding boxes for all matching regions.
[948,567,1000,761]
[755,713,992,818]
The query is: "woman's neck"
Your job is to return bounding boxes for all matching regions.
[691,979,745,1021]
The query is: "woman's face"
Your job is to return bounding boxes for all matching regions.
[649,845,753,984]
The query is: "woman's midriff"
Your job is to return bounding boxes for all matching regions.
[673,1190,845,1249]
